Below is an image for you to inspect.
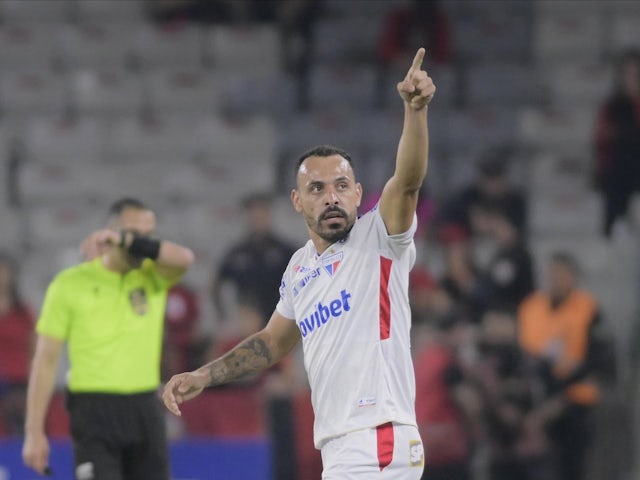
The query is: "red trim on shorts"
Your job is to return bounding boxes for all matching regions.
[376,422,394,471]
[379,256,392,340]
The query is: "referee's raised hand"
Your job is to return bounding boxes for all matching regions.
[80,229,121,260]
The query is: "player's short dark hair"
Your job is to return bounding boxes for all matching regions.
[296,145,354,175]
[107,197,149,219]
[550,251,580,275]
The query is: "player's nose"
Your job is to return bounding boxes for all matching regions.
[324,189,339,205]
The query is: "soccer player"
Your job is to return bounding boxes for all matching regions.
[163,48,435,479]
[22,198,194,479]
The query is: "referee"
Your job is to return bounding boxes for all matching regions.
[22,198,195,479]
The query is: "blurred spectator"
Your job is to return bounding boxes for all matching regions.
[474,310,556,480]
[0,252,35,436]
[211,192,295,323]
[593,48,640,237]
[438,147,527,237]
[378,0,452,67]
[518,252,602,480]
[278,0,321,111]
[413,316,472,480]
[162,282,202,379]
[474,202,535,316]
[376,0,452,108]
[438,227,479,322]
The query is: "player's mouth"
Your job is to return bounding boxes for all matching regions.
[320,207,347,222]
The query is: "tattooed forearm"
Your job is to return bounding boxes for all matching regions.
[206,336,273,387]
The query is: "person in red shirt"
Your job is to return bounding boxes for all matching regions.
[0,252,35,436]
[594,48,640,236]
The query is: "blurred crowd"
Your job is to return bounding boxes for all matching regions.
[2,1,640,480]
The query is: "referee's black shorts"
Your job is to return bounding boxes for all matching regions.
[66,390,170,480]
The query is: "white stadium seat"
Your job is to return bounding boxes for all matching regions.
[24,115,106,164]
[145,68,221,115]
[542,62,613,106]
[446,107,517,155]
[454,13,531,62]
[0,69,69,118]
[0,24,59,69]
[309,63,377,110]
[206,25,280,75]
[529,190,603,236]
[70,69,144,117]
[134,24,203,69]
[58,23,135,70]
[517,106,596,152]
[74,0,145,23]
[0,0,70,23]
[610,12,640,51]
[534,9,603,62]
[467,63,543,106]
[106,115,201,164]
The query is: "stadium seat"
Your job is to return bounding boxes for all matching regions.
[69,68,145,118]
[529,190,603,236]
[58,23,136,70]
[25,203,103,247]
[206,25,279,75]
[74,0,145,24]
[218,71,297,117]
[466,63,543,106]
[134,24,203,70]
[308,63,377,110]
[0,23,59,69]
[0,0,70,23]
[195,114,278,162]
[145,67,221,115]
[610,11,640,51]
[454,13,531,62]
[0,69,69,118]
[533,9,604,62]
[313,17,382,63]
[106,114,201,164]
[542,62,613,106]
[24,115,106,164]
[517,106,596,152]
[527,151,591,194]
[279,110,366,161]
[445,107,517,155]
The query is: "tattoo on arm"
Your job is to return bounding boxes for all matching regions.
[207,336,273,387]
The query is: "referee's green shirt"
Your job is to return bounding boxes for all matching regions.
[37,257,175,394]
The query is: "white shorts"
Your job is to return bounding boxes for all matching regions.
[321,423,424,480]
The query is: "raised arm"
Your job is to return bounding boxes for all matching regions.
[81,229,195,282]
[379,47,436,235]
[162,310,301,416]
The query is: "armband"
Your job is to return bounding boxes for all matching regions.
[127,234,161,260]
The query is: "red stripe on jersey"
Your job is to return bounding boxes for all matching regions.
[376,422,394,471]
[379,256,392,340]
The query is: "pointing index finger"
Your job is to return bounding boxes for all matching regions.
[410,47,425,72]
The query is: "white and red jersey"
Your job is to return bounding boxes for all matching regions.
[277,207,418,448]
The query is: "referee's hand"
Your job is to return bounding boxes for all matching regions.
[22,430,50,475]
[162,370,208,416]
[80,229,121,260]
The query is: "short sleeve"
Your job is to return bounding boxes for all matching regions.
[373,208,417,257]
[36,275,72,341]
[275,269,295,320]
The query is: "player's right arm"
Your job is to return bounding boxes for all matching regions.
[22,334,65,475]
[162,310,301,416]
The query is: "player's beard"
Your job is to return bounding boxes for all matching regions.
[307,205,355,244]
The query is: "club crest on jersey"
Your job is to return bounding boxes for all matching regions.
[322,252,343,277]
[129,288,148,315]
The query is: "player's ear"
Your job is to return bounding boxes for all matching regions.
[291,189,303,213]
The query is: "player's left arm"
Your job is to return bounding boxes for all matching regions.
[379,47,435,235]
